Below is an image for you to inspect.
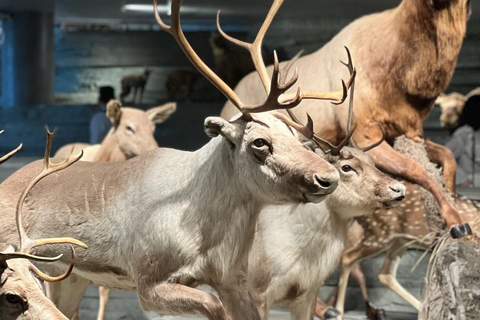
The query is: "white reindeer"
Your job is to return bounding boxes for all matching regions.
[0,0,352,319]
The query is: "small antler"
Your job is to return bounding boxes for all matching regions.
[357,123,386,153]
[0,130,22,165]
[10,128,87,282]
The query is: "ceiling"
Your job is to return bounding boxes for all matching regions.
[0,0,403,25]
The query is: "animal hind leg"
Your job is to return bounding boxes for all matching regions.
[424,140,457,193]
[97,286,110,320]
[45,272,91,319]
[377,240,421,310]
[137,282,226,320]
[366,140,467,237]
[350,262,384,320]
[289,290,317,320]
[314,297,340,319]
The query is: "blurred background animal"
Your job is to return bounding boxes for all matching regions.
[120,69,151,104]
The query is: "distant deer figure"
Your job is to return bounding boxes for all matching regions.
[436,87,480,131]
[166,69,200,101]
[120,69,151,104]
[314,182,480,320]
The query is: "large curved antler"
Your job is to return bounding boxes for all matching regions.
[154,0,353,117]
[6,128,87,282]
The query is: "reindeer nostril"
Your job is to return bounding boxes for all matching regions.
[315,175,332,189]
[395,195,405,201]
[389,186,401,193]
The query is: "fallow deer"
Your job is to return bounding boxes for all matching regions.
[436,87,480,131]
[314,182,480,320]
[0,0,351,318]
[54,101,177,162]
[248,60,406,320]
[120,69,151,104]
[221,0,474,238]
[1,129,87,320]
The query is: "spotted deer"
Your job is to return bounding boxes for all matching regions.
[247,56,406,320]
[314,182,480,320]
[54,101,177,162]
[222,0,474,238]
[1,130,87,320]
[120,69,151,104]
[0,0,351,318]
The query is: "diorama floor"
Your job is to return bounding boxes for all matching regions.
[78,286,417,320]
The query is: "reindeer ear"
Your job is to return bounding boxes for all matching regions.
[146,102,177,124]
[204,117,241,145]
[106,100,123,126]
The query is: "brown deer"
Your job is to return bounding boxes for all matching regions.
[436,87,480,130]
[1,129,87,320]
[221,0,474,238]
[247,58,406,320]
[0,0,350,318]
[314,182,480,320]
[120,69,151,104]
[54,101,177,162]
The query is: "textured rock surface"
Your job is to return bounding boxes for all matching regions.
[419,241,480,320]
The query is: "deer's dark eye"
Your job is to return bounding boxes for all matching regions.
[6,293,21,304]
[126,125,135,133]
[253,139,267,148]
[341,165,353,173]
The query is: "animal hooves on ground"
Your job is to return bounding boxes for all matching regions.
[365,301,386,320]
[463,223,473,235]
[323,307,341,319]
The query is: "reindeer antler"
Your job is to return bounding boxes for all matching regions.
[8,128,87,282]
[0,130,22,164]
[154,0,353,118]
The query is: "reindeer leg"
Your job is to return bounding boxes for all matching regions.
[216,267,261,320]
[424,140,457,193]
[350,262,385,320]
[97,286,110,320]
[366,141,467,238]
[378,240,421,310]
[45,272,91,319]
[138,282,226,320]
[289,289,318,320]
[315,297,340,319]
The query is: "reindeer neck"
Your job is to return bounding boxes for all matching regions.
[94,134,127,162]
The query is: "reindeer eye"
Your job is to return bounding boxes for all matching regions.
[6,293,21,304]
[341,165,353,173]
[253,139,268,148]
[126,125,135,133]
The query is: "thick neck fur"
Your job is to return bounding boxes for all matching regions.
[390,0,466,98]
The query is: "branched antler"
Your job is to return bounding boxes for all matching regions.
[5,128,88,282]
[0,130,22,164]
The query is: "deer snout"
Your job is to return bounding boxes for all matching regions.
[389,183,406,201]
[314,174,338,191]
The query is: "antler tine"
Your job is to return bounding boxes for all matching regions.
[16,128,87,254]
[358,123,386,152]
[341,46,356,133]
[0,130,22,165]
[273,111,314,140]
[29,245,76,282]
[279,49,304,85]
[217,0,285,94]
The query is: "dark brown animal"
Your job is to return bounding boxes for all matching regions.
[166,69,200,100]
[120,69,151,104]
[221,0,474,238]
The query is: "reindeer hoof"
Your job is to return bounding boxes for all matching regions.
[464,223,473,235]
[450,225,466,239]
[323,307,341,319]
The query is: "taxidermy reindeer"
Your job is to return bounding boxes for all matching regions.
[54,100,177,162]
[436,87,480,130]
[120,69,151,104]
[314,182,480,320]
[0,130,87,320]
[247,57,406,320]
[0,0,353,318]
[221,0,474,238]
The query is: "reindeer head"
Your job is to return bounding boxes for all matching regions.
[0,130,87,320]
[105,100,176,159]
[435,92,467,129]
[155,0,362,204]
